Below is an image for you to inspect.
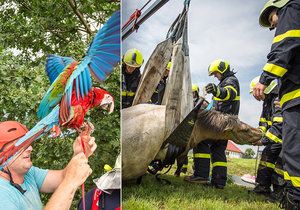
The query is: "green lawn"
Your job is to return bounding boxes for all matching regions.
[122,158,280,210]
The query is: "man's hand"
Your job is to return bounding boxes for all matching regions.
[252,82,267,101]
[274,99,281,109]
[73,135,97,158]
[64,153,92,189]
[205,83,219,96]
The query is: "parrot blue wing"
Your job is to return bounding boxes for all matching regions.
[64,10,120,110]
[46,54,76,84]
[0,106,60,169]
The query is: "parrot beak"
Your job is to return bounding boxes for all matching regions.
[100,94,114,114]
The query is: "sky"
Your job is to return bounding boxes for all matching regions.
[122,0,274,152]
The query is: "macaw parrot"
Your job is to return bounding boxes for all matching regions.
[0,10,120,168]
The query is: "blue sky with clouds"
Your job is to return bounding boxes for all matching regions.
[122,0,274,151]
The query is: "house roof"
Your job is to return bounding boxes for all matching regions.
[226,140,242,153]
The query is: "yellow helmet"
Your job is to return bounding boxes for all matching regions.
[123,48,144,67]
[208,59,230,76]
[259,0,289,28]
[104,164,113,172]
[192,84,199,92]
[166,62,172,71]
[249,76,277,94]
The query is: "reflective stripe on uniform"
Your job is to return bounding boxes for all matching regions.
[194,153,211,159]
[182,164,188,169]
[260,118,267,123]
[259,126,267,133]
[273,117,283,123]
[280,89,300,107]
[260,118,272,126]
[284,171,300,187]
[265,130,282,144]
[274,168,285,176]
[273,30,300,44]
[213,85,240,101]
[122,91,135,97]
[263,63,287,77]
[212,161,227,168]
[260,161,275,169]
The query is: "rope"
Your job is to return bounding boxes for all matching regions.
[122,0,152,30]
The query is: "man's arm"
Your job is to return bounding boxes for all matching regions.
[40,135,96,193]
[44,153,92,210]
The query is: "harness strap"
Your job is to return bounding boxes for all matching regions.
[1,168,26,194]
[91,188,102,210]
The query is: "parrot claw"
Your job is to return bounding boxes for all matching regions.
[50,125,61,138]
[78,121,94,137]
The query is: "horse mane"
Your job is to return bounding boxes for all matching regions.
[196,109,239,133]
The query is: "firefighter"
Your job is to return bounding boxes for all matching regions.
[151,61,171,105]
[122,48,144,109]
[174,84,199,177]
[253,0,300,208]
[185,59,240,189]
[250,77,284,200]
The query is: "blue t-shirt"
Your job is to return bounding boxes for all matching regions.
[0,166,48,210]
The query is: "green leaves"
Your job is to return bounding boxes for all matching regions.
[0,1,120,207]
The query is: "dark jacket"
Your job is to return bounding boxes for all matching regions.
[151,76,167,105]
[259,0,300,111]
[213,72,240,115]
[122,64,141,109]
[259,87,283,144]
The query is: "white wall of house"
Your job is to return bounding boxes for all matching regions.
[226,151,242,158]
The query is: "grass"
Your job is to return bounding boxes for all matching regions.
[122,157,280,210]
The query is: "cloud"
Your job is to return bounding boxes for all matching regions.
[122,0,274,127]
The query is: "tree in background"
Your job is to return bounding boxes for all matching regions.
[0,0,120,207]
[243,148,255,159]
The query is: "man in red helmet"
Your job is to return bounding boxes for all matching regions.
[0,121,97,210]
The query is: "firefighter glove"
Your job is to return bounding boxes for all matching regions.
[205,83,219,96]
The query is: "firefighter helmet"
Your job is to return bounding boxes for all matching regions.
[249,76,277,94]
[208,59,230,76]
[259,0,289,28]
[123,48,144,67]
[0,121,28,151]
[192,84,199,93]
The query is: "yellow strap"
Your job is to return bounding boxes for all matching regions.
[283,171,300,187]
[273,29,300,43]
[280,89,300,107]
[182,164,188,169]
[122,91,135,97]
[274,168,285,176]
[212,161,227,167]
[194,153,211,159]
[265,130,282,144]
[260,161,275,169]
[263,63,287,77]
[273,117,283,123]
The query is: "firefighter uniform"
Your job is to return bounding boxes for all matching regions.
[258,0,300,204]
[190,63,240,188]
[121,64,141,109]
[255,92,283,195]
[151,76,167,105]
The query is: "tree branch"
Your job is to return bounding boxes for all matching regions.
[67,0,92,36]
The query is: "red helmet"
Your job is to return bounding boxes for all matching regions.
[0,121,28,151]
